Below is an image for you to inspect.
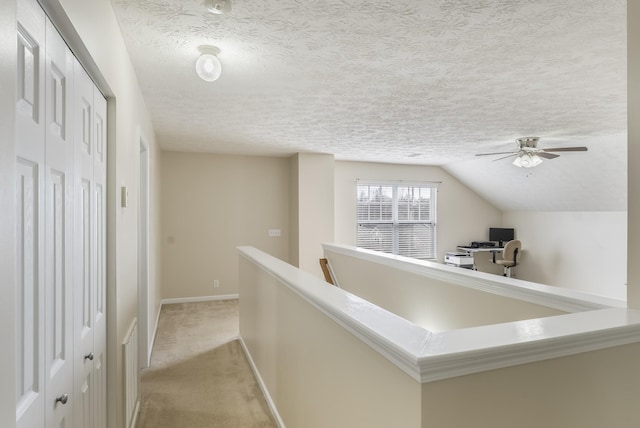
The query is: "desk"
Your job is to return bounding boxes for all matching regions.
[457,246,503,270]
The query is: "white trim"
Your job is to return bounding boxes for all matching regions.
[238,246,640,384]
[239,337,286,428]
[417,309,640,382]
[322,243,625,312]
[128,402,140,428]
[160,294,239,305]
[147,303,162,367]
[356,178,441,186]
[138,129,151,369]
[123,319,139,428]
[124,318,138,345]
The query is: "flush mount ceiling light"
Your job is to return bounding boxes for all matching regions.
[205,0,232,15]
[195,46,222,82]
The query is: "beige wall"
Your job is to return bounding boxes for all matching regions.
[334,161,503,264]
[149,141,163,339]
[239,256,422,428]
[629,2,640,308]
[422,343,640,428]
[161,153,628,301]
[289,156,300,267]
[504,211,627,300]
[325,248,564,332]
[292,153,335,278]
[161,152,290,298]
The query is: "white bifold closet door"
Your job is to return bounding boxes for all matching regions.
[15,0,107,427]
[42,15,76,428]
[16,2,49,426]
[73,54,108,428]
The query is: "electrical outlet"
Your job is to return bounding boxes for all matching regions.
[268,229,281,237]
[213,280,220,288]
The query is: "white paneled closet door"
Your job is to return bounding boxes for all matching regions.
[43,17,75,428]
[16,0,107,427]
[16,1,46,426]
[73,60,108,428]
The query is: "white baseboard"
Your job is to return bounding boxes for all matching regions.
[161,294,239,305]
[239,337,285,428]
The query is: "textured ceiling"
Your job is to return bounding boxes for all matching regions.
[110,0,627,211]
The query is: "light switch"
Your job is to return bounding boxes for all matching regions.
[121,186,128,208]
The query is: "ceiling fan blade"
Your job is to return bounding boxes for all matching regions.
[537,152,560,159]
[541,146,588,152]
[475,151,517,157]
[492,153,518,162]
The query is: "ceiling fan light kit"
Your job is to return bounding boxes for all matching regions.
[476,136,588,168]
[512,152,543,168]
[195,45,222,82]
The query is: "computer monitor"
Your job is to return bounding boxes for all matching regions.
[489,227,515,246]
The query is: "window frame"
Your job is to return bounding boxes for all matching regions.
[356,180,438,260]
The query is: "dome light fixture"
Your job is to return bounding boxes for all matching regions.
[195,46,222,82]
[205,0,232,15]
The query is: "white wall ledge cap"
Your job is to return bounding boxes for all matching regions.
[418,308,640,382]
[238,246,431,358]
[321,243,626,312]
[239,246,640,384]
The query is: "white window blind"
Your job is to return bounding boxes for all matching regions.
[357,182,436,259]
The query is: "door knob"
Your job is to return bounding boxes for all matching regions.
[84,352,94,361]
[56,394,69,405]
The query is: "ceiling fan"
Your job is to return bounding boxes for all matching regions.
[475,137,588,168]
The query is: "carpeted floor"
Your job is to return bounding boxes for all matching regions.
[136,300,277,428]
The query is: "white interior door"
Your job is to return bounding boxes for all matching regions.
[73,59,96,428]
[16,2,46,427]
[73,58,108,428]
[43,16,75,428]
[16,1,77,426]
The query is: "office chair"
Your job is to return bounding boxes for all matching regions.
[493,240,521,278]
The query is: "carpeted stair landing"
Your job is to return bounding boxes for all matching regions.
[136,300,277,428]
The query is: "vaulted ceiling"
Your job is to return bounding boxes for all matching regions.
[111,0,627,211]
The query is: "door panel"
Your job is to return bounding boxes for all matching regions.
[15,160,44,428]
[93,351,107,428]
[74,59,96,428]
[74,59,108,428]
[16,1,45,427]
[78,373,93,428]
[44,17,75,428]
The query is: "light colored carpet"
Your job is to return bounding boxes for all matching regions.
[136,300,277,428]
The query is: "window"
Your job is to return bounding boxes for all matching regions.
[357,182,437,259]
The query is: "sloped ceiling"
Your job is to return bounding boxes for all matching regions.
[110,0,627,211]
